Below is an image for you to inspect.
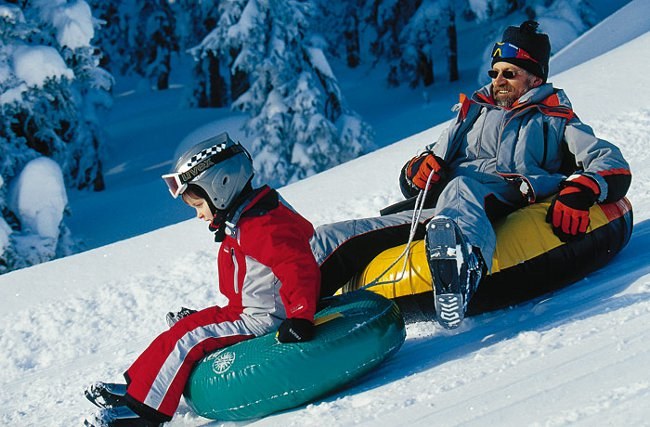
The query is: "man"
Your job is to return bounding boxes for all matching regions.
[312,20,631,329]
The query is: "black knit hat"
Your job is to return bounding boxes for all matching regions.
[491,20,551,82]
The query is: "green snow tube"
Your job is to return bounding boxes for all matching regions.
[184,290,406,421]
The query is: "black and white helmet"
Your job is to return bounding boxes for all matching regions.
[162,132,253,211]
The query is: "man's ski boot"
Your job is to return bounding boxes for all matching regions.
[425,217,485,329]
[84,406,161,427]
[85,382,128,409]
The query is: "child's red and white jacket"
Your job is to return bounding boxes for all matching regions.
[216,185,320,336]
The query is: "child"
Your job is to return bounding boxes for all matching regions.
[85,132,321,427]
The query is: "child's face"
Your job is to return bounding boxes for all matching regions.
[182,192,214,222]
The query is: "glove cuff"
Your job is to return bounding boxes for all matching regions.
[562,174,601,198]
[400,152,447,197]
[399,162,420,197]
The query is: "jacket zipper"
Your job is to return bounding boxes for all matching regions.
[230,248,239,294]
[475,109,488,158]
[495,104,538,202]
[541,121,549,168]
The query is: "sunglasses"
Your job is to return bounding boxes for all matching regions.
[487,69,521,79]
[491,42,538,63]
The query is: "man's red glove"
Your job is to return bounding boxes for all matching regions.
[401,152,446,192]
[546,174,600,241]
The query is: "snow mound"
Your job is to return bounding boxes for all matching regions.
[9,157,68,241]
[35,0,94,49]
[12,45,73,88]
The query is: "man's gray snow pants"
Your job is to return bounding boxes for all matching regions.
[311,175,525,296]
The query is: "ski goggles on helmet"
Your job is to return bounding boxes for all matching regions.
[491,42,538,63]
[162,143,245,198]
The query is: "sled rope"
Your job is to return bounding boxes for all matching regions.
[362,167,436,290]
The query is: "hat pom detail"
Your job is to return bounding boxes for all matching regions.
[520,20,540,34]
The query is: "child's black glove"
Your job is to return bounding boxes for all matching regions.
[276,318,315,343]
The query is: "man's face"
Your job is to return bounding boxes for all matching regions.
[490,62,542,108]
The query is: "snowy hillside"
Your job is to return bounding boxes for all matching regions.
[1,2,650,426]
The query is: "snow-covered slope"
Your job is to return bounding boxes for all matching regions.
[1,3,649,426]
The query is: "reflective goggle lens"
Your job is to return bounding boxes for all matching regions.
[162,173,186,198]
[491,42,538,63]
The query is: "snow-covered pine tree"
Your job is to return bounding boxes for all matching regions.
[0,0,111,272]
[181,0,232,108]
[462,0,516,22]
[361,0,597,88]
[313,0,366,68]
[365,0,420,86]
[129,0,178,90]
[91,0,178,89]
[530,0,597,34]
[18,0,111,190]
[397,0,451,87]
[364,0,460,87]
[86,0,129,74]
[464,0,596,33]
[447,5,458,82]
[194,0,373,186]
[89,0,183,90]
[173,0,220,50]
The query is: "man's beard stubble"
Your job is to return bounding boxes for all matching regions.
[493,83,519,108]
[492,77,538,108]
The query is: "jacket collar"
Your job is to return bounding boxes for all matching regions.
[209,185,278,242]
[221,186,278,238]
[471,83,572,109]
[234,185,278,220]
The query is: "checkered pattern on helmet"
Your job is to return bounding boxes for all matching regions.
[185,143,227,169]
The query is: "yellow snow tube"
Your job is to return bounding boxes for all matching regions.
[346,198,633,313]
